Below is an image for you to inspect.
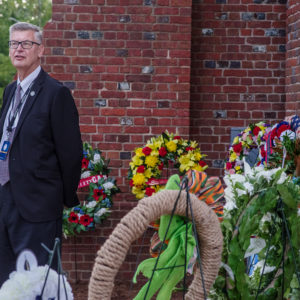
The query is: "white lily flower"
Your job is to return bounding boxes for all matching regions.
[256,168,280,182]
[95,208,110,217]
[244,182,254,195]
[244,159,254,178]
[103,182,115,190]
[86,201,97,208]
[224,198,237,211]
[253,260,276,275]
[277,171,287,184]
[81,171,91,179]
[244,238,266,258]
[224,187,235,202]
[230,173,246,184]
[92,153,101,163]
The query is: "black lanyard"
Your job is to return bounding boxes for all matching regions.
[6,82,34,134]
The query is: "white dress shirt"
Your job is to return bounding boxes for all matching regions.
[0,65,41,146]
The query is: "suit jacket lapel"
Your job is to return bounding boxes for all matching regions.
[0,82,17,137]
[12,68,46,144]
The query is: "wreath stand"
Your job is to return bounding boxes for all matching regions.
[88,177,223,299]
[37,238,70,300]
[249,197,300,299]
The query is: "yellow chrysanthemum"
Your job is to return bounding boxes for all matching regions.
[135,148,145,157]
[166,141,177,152]
[145,155,159,167]
[131,155,143,167]
[235,166,241,171]
[132,173,146,186]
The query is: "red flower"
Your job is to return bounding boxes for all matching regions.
[199,160,207,167]
[159,147,167,157]
[93,188,105,201]
[232,142,242,154]
[145,187,156,197]
[137,165,145,173]
[142,147,152,156]
[253,126,261,136]
[68,212,79,223]
[174,136,181,140]
[226,162,232,170]
[81,157,89,169]
[79,214,93,226]
[129,179,134,187]
[185,146,194,152]
[158,162,164,170]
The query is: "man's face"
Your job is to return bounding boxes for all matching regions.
[9,30,44,76]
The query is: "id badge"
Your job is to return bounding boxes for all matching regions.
[0,141,11,161]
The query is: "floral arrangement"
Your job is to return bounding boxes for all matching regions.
[80,141,110,178]
[127,131,208,199]
[0,249,73,300]
[225,122,270,175]
[210,162,300,299]
[0,266,73,300]
[260,121,297,171]
[63,142,119,236]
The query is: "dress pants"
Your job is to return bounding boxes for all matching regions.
[0,182,62,287]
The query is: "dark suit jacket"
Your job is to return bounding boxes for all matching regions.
[0,68,83,222]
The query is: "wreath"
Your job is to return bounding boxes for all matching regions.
[63,142,119,237]
[224,120,300,175]
[210,164,300,299]
[127,131,208,199]
[88,189,223,300]
[225,122,270,175]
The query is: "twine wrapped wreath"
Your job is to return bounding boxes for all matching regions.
[88,189,223,300]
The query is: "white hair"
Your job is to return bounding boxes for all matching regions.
[9,22,43,44]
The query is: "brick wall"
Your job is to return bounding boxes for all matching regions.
[190,0,287,178]
[42,0,290,285]
[42,0,193,283]
[286,0,300,116]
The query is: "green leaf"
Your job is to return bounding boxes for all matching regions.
[277,184,297,209]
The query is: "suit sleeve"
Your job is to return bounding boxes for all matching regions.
[50,85,83,207]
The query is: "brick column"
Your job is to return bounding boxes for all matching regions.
[286,0,300,116]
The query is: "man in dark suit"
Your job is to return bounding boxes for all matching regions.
[0,22,83,286]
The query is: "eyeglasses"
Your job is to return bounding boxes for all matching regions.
[8,40,41,49]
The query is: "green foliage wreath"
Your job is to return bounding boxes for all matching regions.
[210,164,300,300]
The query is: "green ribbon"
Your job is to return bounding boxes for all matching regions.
[133,175,196,300]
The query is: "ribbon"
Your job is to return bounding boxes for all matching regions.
[78,175,103,189]
[133,170,224,300]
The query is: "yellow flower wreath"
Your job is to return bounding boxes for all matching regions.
[128,131,208,199]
